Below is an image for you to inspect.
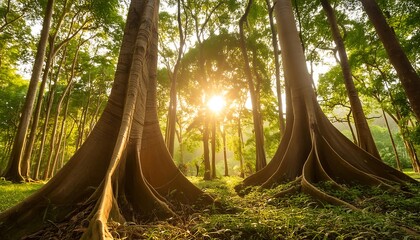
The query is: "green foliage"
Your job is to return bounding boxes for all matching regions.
[0,67,27,166]
[370,125,412,169]
[88,0,120,26]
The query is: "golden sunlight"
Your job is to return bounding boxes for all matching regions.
[207,95,226,114]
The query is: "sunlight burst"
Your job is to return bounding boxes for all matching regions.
[207,95,226,114]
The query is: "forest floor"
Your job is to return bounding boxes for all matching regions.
[0,171,419,239]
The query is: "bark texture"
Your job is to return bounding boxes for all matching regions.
[235,0,416,209]
[0,1,211,239]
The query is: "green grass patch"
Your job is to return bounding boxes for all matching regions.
[0,179,44,212]
[404,169,420,181]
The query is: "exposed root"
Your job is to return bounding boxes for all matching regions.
[273,184,301,198]
[237,112,417,210]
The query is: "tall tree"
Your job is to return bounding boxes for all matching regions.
[164,0,186,157]
[265,0,285,135]
[239,0,267,172]
[320,0,380,159]
[235,0,415,209]
[183,0,224,180]
[360,0,420,121]
[0,1,211,239]
[1,0,55,182]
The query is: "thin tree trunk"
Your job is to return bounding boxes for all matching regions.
[360,0,420,121]
[404,140,420,173]
[165,0,185,157]
[87,94,104,135]
[321,0,380,159]
[203,120,211,180]
[211,115,216,178]
[222,124,228,176]
[76,82,92,150]
[2,0,54,182]
[237,116,245,178]
[239,0,267,172]
[52,91,71,175]
[46,43,80,179]
[31,45,58,180]
[382,109,402,171]
[25,9,70,179]
[346,109,358,144]
[38,72,57,180]
[265,0,285,135]
[408,142,420,173]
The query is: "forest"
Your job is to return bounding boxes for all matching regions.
[0,0,419,239]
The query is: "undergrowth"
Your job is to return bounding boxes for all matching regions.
[0,175,419,239]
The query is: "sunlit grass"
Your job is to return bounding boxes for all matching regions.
[0,179,44,212]
[404,169,420,180]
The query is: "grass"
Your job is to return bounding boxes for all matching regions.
[0,173,419,239]
[404,169,420,181]
[0,179,43,212]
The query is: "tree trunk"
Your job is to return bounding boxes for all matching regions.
[2,0,54,183]
[222,124,228,176]
[360,0,420,121]
[211,115,217,178]
[46,43,80,179]
[235,0,416,209]
[0,1,212,239]
[405,141,420,173]
[237,116,245,178]
[165,0,184,157]
[239,0,267,172]
[382,109,402,171]
[321,0,380,159]
[265,0,285,135]
[38,73,57,180]
[52,91,71,176]
[203,119,212,180]
[76,79,92,149]
[408,142,420,173]
[345,109,358,144]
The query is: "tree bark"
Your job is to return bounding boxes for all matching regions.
[360,0,420,121]
[2,0,55,183]
[321,0,380,159]
[235,0,416,209]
